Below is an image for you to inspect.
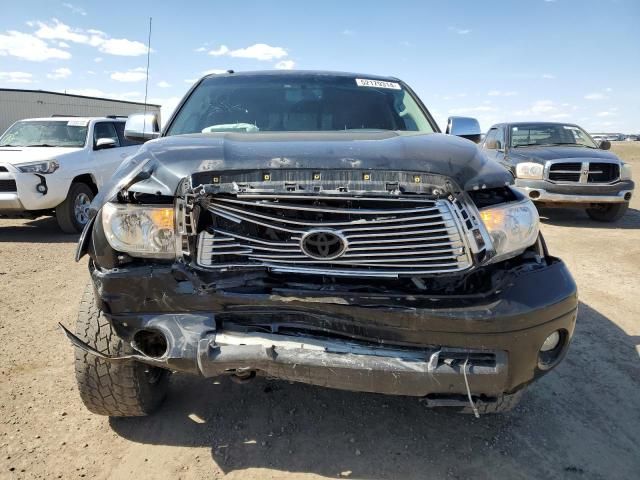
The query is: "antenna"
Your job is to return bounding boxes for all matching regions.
[143,17,152,133]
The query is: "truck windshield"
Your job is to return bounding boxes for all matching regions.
[511,123,598,149]
[0,120,88,148]
[166,74,435,135]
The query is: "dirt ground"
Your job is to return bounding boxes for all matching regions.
[1,143,639,480]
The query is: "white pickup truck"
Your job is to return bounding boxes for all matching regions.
[0,116,141,233]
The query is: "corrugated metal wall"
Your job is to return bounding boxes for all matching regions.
[0,89,161,134]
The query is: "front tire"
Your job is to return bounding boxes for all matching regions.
[74,285,169,417]
[56,182,94,233]
[585,203,629,222]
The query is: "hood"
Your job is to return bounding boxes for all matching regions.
[92,131,512,210]
[0,146,82,165]
[509,145,620,164]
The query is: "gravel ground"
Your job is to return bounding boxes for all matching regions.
[1,143,639,480]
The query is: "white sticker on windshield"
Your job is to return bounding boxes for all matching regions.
[355,78,401,90]
[67,120,88,127]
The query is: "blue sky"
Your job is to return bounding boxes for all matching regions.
[1,0,638,132]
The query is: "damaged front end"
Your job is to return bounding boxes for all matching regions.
[66,159,577,410]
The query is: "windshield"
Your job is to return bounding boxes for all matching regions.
[0,120,88,148]
[166,74,435,135]
[510,123,597,148]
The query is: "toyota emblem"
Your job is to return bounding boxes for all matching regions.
[300,229,347,260]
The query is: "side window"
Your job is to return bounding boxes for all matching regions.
[113,121,138,147]
[93,122,120,147]
[483,128,498,149]
[495,127,505,150]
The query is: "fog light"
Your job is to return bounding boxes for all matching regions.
[541,331,561,352]
[36,183,47,193]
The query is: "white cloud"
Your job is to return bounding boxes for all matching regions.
[0,30,71,61]
[585,92,606,100]
[157,80,171,88]
[230,43,287,60]
[33,19,148,56]
[208,43,288,61]
[58,41,70,48]
[275,59,295,70]
[605,87,613,92]
[531,100,555,113]
[110,67,147,82]
[195,46,207,53]
[34,18,89,43]
[514,100,559,116]
[596,111,616,117]
[550,113,570,119]
[87,70,95,75]
[487,90,518,97]
[99,38,148,56]
[94,56,103,62]
[47,67,72,79]
[542,73,556,79]
[62,3,87,15]
[209,45,230,56]
[342,29,356,36]
[449,27,471,35]
[0,71,34,83]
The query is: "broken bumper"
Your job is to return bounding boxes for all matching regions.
[68,258,578,398]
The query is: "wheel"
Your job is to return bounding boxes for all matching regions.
[74,284,169,417]
[55,183,94,233]
[586,203,629,222]
[458,389,525,415]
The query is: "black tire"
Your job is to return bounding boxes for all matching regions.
[74,284,169,417]
[458,389,525,415]
[585,203,629,222]
[55,182,94,234]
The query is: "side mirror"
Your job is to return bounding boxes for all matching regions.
[446,116,482,143]
[124,113,160,143]
[95,138,116,150]
[484,139,498,150]
[599,140,611,150]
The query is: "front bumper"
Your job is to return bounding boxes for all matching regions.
[0,164,69,213]
[66,256,578,398]
[514,178,634,204]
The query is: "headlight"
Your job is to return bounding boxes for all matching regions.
[17,160,59,174]
[515,162,544,180]
[621,163,632,181]
[479,199,539,263]
[102,203,176,258]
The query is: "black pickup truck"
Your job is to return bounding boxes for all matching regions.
[61,71,578,416]
[481,122,634,221]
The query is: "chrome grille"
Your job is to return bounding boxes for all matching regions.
[195,194,473,277]
[546,160,619,184]
[548,162,581,182]
[587,162,619,183]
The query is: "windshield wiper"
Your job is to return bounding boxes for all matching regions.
[25,143,56,147]
[538,142,596,149]
[0,144,23,147]
[514,142,595,149]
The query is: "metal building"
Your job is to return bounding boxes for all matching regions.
[0,89,161,134]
